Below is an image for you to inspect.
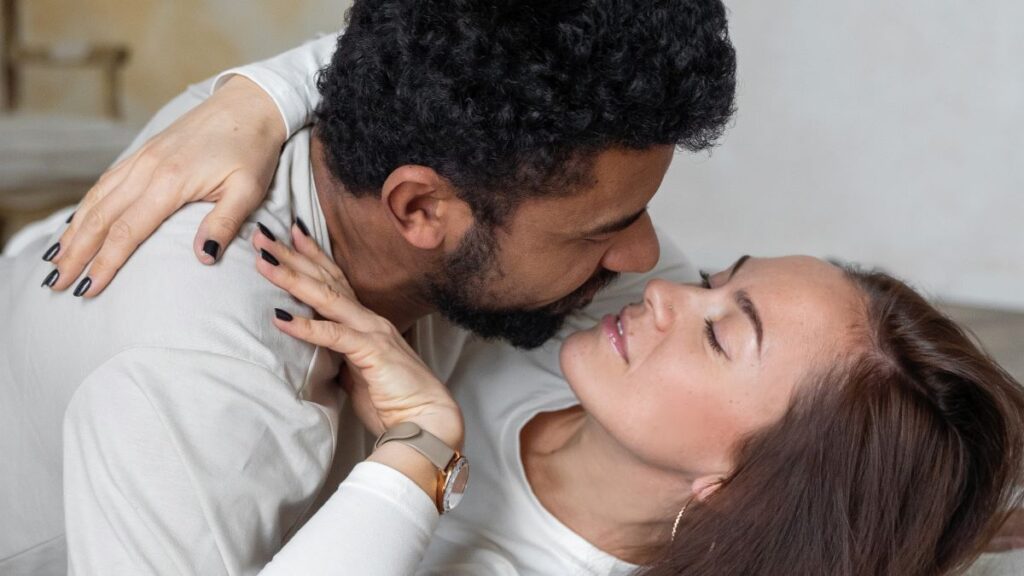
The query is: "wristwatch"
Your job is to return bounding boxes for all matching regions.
[374,421,470,514]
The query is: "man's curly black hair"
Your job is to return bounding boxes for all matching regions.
[315,0,736,226]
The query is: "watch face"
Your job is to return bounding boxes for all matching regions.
[442,457,470,513]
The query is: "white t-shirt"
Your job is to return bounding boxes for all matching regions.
[263,239,698,576]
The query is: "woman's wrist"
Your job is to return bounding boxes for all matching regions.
[368,406,465,506]
[403,406,465,450]
[215,75,288,145]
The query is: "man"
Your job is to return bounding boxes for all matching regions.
[0,1,736,574]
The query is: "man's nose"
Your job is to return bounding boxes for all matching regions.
[600,213,660,274]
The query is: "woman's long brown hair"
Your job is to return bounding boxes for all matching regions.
[638,267,1024,576]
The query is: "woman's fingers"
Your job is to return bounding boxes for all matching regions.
[252,226,324,280]
[46,156,131,270]
[257,250,375,330]
[47,182,154,293]
[290,223,350,291]
[272,312,373,359]
[192,173,266,264]
[73,184,185,297]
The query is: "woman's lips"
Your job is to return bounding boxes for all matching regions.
[602,313,628,363]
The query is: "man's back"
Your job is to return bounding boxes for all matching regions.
[0,82,343,575]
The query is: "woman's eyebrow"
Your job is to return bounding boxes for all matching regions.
[726,254,751,282]
[722,255,762,356]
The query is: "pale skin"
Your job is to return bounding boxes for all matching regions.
[265,227,869,564]
[526,255,866,562]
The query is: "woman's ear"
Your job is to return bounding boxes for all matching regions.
[691,475,725,502]
[380,166,473,251]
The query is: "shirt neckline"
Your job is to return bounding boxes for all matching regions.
[502,394,641,574]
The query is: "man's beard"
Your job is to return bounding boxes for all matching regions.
[428,225,619,349]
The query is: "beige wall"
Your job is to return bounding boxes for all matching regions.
[16,0,352,122]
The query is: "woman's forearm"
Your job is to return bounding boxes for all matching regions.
[214,32,340,138]
[258,462,439,576]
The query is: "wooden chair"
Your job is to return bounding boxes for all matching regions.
[0,0,134,249]
[2,0,130,118]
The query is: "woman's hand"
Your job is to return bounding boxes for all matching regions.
[49,75,286,297]
[255,223,464,449]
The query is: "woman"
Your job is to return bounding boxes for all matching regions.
[43,31,1024,575]
[237,219,1024,575]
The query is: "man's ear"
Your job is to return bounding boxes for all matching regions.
[690,475,725,502]
[380,165,473,251]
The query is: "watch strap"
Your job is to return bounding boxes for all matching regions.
[374,421,455,470]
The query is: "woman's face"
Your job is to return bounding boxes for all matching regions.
[560,255,866,476]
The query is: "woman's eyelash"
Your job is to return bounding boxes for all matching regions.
[705,318,726,356]
[700,271,727,358]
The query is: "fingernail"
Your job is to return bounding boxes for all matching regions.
[42,242,60,262]
[202,239,220,261]
[257,222,277,242]
[73,277,92,297]
[260,249,280,266]
[66,211,75,224]
[41,269,59,288]
[274,308,293,322]
[294,217,310,237]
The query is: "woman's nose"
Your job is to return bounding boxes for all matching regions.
[643,278,680,331]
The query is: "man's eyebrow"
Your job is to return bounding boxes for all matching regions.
[583,207,648,237]
[734,289,764,355]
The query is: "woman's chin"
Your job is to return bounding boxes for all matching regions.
[558,325,605,399]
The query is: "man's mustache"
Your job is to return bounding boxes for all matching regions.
[544,269,620,316]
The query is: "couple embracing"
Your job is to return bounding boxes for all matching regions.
[1,1,1021,575]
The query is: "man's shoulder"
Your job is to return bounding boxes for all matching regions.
[61,346,336,574]
[1,209,317,400]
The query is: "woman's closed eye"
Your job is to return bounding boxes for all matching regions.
[699,270,730,359]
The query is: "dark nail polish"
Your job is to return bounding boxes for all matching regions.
[202,240,220,261]
[73,277,92,297]
[295,217,310,237]
[274,308,293,322]
[42,242,60,262]
[66,211,75,224]
[41,269,59,288]
[260,249,280,266]
[257,222,277,242]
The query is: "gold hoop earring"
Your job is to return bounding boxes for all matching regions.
[670,502,688,542]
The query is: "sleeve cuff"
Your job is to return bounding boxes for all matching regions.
[345,461,440,531]
[212,69,306,138]
[210,32,340,139]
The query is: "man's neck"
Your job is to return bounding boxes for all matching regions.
[310,136,435,332]
[522,406,695,565]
